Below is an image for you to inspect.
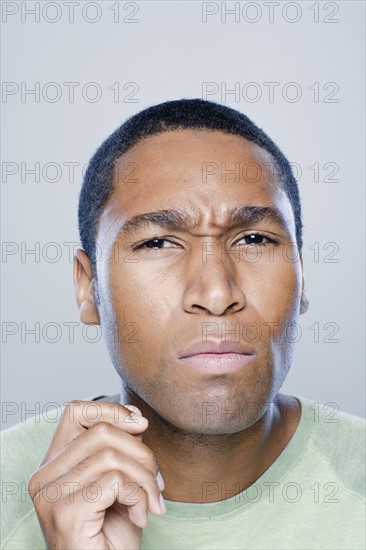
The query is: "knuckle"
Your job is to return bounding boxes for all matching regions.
[65,399,81,411]
[140,469,157,491]
[141,447,159,473]
[62,400,81,420]
[151,462,159,476]
[100,446,118,463]
[27,471,42,500]
[106,469,125,487]
[33,487,51,513]
[92,420,111,437]
[144,447,155,462]
[27,471,37,490]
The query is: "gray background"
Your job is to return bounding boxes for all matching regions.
[1,0,365,429]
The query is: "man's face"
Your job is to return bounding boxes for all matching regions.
[80,130,307,434]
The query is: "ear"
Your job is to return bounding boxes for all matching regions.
[299,255,309,315]
[73,249,100,325]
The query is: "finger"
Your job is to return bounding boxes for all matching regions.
[29,421,161,498]
[124,405,144,442]
[31,446,163,516]
[40,401,148,463]
[34,470,151,531]
[106,488,150,530]
[93,471,151,529]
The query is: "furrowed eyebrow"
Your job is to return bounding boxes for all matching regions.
[119,205,291,237]
[226,205,291,234]
[120,209,195,236]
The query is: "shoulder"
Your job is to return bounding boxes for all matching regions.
[0,393,106,548]
[297,395,365,499]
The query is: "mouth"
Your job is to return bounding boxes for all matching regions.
[178,352,256,374]
[176,339,256,374]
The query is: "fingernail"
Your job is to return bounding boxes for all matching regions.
[159,493,167,514]
[124,405,148,424]
[156,471,165,491]
[125,404,142,415]
[135,415,148,424]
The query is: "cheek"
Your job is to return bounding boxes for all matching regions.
[247,257,302,323]
[108,265,178,339]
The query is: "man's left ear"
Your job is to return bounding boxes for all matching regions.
[299,255,309,315]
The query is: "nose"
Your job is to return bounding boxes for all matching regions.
[183,249,246,316]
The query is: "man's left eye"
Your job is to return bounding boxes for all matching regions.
[237,234,274,245]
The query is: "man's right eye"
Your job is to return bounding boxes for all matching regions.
[132,238,179,250]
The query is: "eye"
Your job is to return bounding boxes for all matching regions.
[132,238,178,251]
[235,233,277,246]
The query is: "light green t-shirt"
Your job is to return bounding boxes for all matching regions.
[1,393,365,550]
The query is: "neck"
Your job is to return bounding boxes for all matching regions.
[119,383,300,503]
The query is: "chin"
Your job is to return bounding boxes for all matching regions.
[159,407,265,436]
[198,420,259,435]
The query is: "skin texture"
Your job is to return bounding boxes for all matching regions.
[74,129,309,504]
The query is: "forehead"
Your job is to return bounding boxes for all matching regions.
[97,129,294,244]
[112,129,282,204]
[116,129,277,179]
[122,128,270,155]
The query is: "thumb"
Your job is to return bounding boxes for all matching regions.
[124,404,146,441]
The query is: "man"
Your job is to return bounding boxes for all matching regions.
[1,99,364,549]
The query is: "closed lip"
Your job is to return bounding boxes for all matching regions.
[178,340,256,358]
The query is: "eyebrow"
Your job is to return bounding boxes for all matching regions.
[119,205,292,237]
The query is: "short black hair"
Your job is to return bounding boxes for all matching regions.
[78,98,303,282]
